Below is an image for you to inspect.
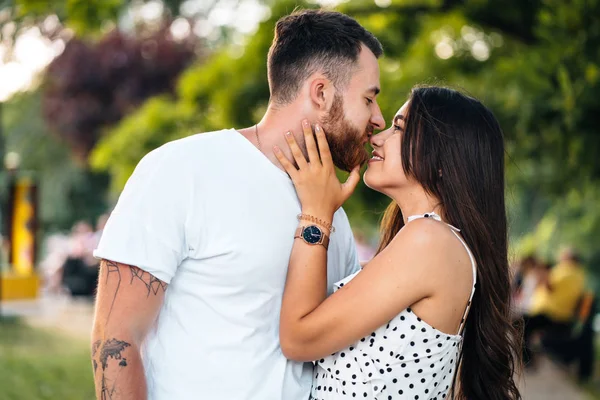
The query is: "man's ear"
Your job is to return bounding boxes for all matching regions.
[309,76,334,111]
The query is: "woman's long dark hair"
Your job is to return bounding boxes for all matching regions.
[376,86,522,400]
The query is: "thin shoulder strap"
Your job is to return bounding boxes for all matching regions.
[450,230,477,336]
[406,212,477,336]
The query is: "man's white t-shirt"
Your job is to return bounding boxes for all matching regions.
[94,129,360,400]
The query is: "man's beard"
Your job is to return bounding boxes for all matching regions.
[320,95,372,172]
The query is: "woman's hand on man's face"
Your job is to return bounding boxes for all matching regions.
[274,119,360,220]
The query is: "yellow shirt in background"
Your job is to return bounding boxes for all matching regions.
[529,261,586,322]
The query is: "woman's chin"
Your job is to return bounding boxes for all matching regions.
[364,170,396,197]
[363,169,382,192]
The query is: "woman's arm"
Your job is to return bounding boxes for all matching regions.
[275,121,437,362]
[279,217,439,361]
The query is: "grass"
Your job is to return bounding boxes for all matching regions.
[0,316,95,400]
[584,384,600,400]
[582,336,600,399]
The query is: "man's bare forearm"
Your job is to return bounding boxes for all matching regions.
[91,260,167,400]
[91,334,146,400]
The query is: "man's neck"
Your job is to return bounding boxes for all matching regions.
[238,103,316,172]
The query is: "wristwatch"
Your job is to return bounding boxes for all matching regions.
[295,225,330,250]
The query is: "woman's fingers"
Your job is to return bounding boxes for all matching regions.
[274,145,298,180]
[284,131,308,170]
[302,119,320,165]
[314,124,333,166]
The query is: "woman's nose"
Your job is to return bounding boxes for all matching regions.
[370,127,392,148]
[369,132,383,148]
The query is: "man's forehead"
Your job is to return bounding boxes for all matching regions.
[349,72,380,94]
[351,45,381,89]
[358,47,380,72]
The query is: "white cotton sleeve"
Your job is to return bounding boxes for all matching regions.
[344,228,361,276]
[93,144,192,284]
[336,208,362,277]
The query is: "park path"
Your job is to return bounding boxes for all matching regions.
[1,296,593,399]
[1,295,94,340]
[519,358,591,400]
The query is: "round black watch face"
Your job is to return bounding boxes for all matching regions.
[302,225,322,244]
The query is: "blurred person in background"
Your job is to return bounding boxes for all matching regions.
[39,232,72,295]
[60,220,99,297]
[511,255,536,293]
[41,217,108,296]
[522,247,587,366]
[70,220,94,261]
[512,256,550,316]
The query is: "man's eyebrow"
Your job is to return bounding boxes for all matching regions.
[367,86,380,96]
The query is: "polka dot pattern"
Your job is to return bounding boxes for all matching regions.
[310,305,461,399]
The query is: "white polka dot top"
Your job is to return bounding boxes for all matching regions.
[310,212,477,400]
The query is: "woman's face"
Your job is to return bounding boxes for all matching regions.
[364,100,412,194]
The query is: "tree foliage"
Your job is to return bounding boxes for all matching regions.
[1,0,185,34]
[1,91,109,231]
[42,24,199,158]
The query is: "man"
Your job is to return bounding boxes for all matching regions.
[523,247,587,365]
[91,9,385,400]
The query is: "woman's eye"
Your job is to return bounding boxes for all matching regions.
[394,124,403,131]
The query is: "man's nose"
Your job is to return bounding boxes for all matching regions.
[371,104,386,131]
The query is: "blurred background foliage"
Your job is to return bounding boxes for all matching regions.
[0,0,599,284]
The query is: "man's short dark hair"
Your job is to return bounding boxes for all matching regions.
[267,9,383,104]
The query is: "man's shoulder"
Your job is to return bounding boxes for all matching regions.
[140,129,237,168]
[163,129,236,153]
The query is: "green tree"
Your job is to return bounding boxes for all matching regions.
[43,24,199,158]
[1,90,109,232]
[1,0,185,34]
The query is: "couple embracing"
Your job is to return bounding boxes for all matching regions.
[91,9,521,400]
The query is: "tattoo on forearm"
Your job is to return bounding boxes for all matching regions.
[92,337,132,400]
[92,340,102,355]
[129,267,168,296]
[92,260,167,398]
[100,339,131,370]
[102,260,167,326]
[92,340,101,373]
[103,261,121,326]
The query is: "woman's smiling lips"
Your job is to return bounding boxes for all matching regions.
[369,150,384,163]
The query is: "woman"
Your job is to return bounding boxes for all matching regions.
[274,86,522,400]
